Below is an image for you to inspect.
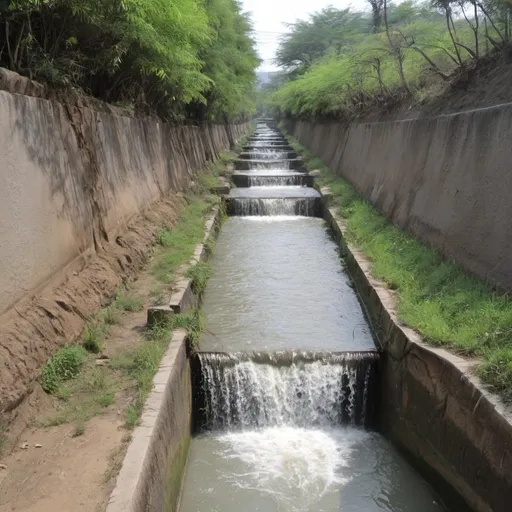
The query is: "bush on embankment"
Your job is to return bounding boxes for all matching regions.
[293,139,512,401]
[0,0,259,121]
[265,1,512,119]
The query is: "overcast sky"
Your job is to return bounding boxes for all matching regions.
[242,0,370,71]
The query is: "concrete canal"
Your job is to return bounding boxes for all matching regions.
[177,122,459,511]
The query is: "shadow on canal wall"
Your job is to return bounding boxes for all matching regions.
[284,105,512,291]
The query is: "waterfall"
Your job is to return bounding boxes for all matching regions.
[248,176,305,187]
[248,160,290,170]
[249,150,288,160]
[230,197,318,216]
[192,351,378,432]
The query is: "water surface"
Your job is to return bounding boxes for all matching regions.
[180,427,445,512]
[200,217,374,352]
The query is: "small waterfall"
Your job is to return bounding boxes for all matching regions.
[249,150,287,160]
[192,351,378,432]
[248,160,290,170]
[230,198,318,216]
[248,176,305,187]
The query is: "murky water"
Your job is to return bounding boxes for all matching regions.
[179,123,453,512]
[200,217,374,352]
[180,428,445,512]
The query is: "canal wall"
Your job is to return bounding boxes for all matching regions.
[321,194,512,512]
[285,105,512,290]
[0,78,248,420]
[0,83,247,316]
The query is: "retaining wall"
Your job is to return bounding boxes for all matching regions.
[285,105,512,290]
[320,192,512,512]
[0,87,247,315]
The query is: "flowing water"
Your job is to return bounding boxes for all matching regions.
[179,122,451,512]
[247,175,309,186]
[199,218,373,352]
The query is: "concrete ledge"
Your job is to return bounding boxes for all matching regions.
[319,191,512,512]
[224,196,322,217]
[106,329,190,512]
[242,144,294,151]
[147,206,221,326]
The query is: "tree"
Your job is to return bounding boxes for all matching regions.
[0,0,259,121]
[275,7,369,75]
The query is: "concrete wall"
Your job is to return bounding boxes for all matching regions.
[0,88,247,315]
[106,330,191,512]
[285,104,512,289]
[322,200,512,512]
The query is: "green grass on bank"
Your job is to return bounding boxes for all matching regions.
[112,311,203,428]
[152,194,218,283]
[288,135,512,400]
[35,166,223,434]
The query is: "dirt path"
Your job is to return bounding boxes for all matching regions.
[0,192,195,511]
[0,268,163,512]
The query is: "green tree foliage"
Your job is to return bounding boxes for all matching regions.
[0,0,259,121]
[191,0,260,121]
[275,7,370,75]
[268,0,512,119]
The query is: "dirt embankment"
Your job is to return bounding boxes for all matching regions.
[0,195,185,442]
[346,46,512,122]
[0,70,247,437]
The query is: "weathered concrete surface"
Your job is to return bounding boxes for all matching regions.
[286,105,512,289]
[0,85,248,422]
[321,194,512,512]
[0,87,247,316]
[106,329,191,512]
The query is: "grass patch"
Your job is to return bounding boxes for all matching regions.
[114,290,143,312]
[112,312,203,428]
[186,261,213,296]
[100,305,120,325]
[289,134,512,400]
[149,285,165,305]
[199,171,222,191]
[152,195,217,283]
[82,320,107,353]
[39,363,119,428]
[41,346,88,394]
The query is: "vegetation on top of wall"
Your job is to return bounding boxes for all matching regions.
[0,0,260,121]
[288,134,512,401]
[266,0,512,119]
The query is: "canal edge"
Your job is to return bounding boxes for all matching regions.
[319,186,512,512]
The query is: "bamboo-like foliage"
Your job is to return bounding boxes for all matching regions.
[0,0,260,120]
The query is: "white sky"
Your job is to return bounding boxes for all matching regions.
[241,0,370,71]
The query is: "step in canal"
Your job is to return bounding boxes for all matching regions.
[178,122,461,511]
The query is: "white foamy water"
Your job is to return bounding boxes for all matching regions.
[216,427,366,512]
[197,355,375,430]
